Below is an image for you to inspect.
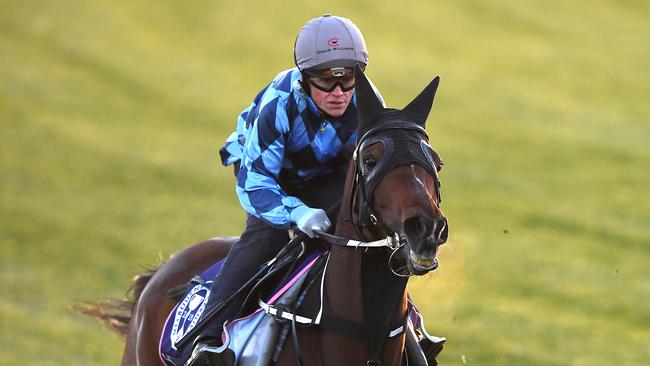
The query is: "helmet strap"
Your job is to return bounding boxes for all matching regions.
[299,72,312,97]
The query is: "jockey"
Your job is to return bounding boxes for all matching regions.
[186,14,380,366]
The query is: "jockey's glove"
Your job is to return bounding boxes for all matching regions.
[290,205,331,238]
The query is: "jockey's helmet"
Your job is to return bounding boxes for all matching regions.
[294,14,368,72]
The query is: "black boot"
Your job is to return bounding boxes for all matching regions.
[185,336,235,366]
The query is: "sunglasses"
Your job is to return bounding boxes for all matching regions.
[304,67,356,92]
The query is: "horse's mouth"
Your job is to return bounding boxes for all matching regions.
[393,234,441,275]
[409,250,439,273]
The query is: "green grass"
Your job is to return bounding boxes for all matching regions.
[1,0,648,365]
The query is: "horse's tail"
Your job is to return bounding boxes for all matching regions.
[75,264,161,337]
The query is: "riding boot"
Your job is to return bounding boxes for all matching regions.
[184,162,348,366]
[182,215,289,365]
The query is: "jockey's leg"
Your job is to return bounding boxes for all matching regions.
[201,214,289,339]
[186,163,347,365]
[195,162,347,341]
[184,216,288,366]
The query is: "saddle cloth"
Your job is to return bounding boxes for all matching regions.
[158,249,326,366]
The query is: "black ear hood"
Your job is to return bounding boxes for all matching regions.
[352,66,444,228]
[354,64,440,131]
[354,64,385,131]
[402,76,440,127]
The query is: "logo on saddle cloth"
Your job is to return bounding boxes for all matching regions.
[169,282,211,349]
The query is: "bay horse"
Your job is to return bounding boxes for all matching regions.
[81,66,448,366]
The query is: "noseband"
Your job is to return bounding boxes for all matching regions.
[351,118,443,237]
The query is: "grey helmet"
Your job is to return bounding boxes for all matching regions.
[294,14,368,71]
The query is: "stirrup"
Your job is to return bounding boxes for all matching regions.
[185,340,235,366]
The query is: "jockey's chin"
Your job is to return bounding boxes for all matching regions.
[310,86,354,117]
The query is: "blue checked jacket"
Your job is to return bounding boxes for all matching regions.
[219,67,382,228]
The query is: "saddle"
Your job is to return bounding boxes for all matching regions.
[158,238,445,366]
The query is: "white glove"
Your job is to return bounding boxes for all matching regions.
[290,206,331,238]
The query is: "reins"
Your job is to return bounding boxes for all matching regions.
[315,230,414,278]
[314,230,401,249]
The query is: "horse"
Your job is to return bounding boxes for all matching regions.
[80,66,448,366]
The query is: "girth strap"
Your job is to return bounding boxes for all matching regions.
[258,299,314,325]
[257,298,405,339]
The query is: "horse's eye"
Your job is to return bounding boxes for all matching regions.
[363,157,377,170]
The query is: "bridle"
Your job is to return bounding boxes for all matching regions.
[316,115,444,276]
[351,116,443,241]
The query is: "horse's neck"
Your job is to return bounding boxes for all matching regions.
[327,162,366,320]
[322,163,408,364]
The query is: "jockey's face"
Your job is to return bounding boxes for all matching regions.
[309,83,354,117]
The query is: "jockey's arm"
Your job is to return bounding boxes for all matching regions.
[235,96,311,229]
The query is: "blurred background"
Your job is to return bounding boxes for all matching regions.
[1,0,648,365]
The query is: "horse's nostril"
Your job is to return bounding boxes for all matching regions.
[404,215,432,239]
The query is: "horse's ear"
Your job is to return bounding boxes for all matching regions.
[354,64,384,128]
[403,76,440,127]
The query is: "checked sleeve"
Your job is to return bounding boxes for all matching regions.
[235,96,307,228]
